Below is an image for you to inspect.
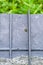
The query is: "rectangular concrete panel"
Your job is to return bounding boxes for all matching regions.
[0,51,9,58]
[12,51,28,58]
[12,15,28,49]
[31,51,43,57]
[31,14,43,50]
[0,14,9,48]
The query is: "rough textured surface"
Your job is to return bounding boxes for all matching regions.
[0,56,43,65]
[31,56,43,65]
[0,56,28,65]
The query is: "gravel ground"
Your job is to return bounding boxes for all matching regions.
[0,56,43,65]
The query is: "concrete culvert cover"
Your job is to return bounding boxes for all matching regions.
[0,56,43,65]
